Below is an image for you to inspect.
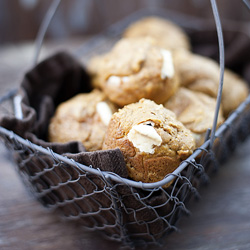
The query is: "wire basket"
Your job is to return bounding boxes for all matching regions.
[1,1,250,249]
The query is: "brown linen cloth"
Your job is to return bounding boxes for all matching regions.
[0,51,127,173]
[0,17,250,243]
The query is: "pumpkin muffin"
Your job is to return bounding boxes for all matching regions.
[173,49,249,117]
[48,89,117,151]
[164,87,225,147]
[123,16,191,51]
[102,99,195,186]
[88,37,179,107]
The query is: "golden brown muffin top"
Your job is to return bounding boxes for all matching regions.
[103,99,195,184]
[88,37,179,107]
[165,87,224,133]
[173,49,249,117]
[123,16,191,51]
[48,89,117,151]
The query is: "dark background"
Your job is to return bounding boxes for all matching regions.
[1,0,249,45]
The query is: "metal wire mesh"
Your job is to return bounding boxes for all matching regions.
[1,0,250,248]
[0,125,202,248]
[1,92,250,248]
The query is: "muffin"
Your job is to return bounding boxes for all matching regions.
[173,49,249,117]
[88,37,179,107]
[48,89,117,151]
[221,69,249,116]
[164,87,225,147]
[123,16,191,51]
[102,99,195,186]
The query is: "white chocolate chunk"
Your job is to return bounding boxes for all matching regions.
[107,76,121,87]
[127,124,162,154]
[122,76,129,83]
[191,132,202,141]
[106,75,130,86]
[160,49,174,79]
[96,101,113,126]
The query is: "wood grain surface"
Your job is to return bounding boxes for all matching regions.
[1,40,250,250]
[1,137,250,250]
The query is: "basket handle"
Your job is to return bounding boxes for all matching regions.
[32,0,225,148]
[22,0,234,150]
[7,0,61,120]
[33,0,61,66]
[243,0,250,9]
[208,0,225,148]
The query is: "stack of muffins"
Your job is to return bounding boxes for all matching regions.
[48,16,249,186]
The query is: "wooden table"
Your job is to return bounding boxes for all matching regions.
[1,40,250,250]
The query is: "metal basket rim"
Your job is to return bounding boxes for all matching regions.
[1,1,250,189]
[1,93,250,189]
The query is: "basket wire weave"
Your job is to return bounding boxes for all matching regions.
[1,0,250,248]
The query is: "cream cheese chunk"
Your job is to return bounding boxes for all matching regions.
[127,124,162,154]
[160,49,174,79]
[96,101,113,126]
